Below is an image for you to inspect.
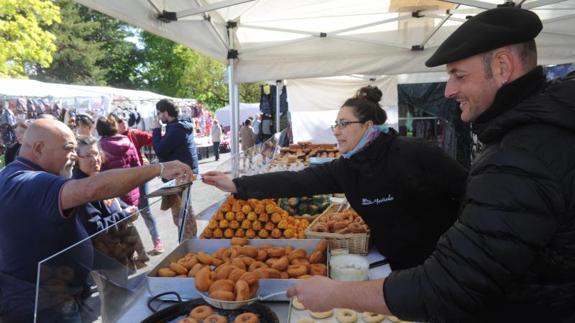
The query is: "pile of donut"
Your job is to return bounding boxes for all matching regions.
[201,196,310,239]
[309,209,369,234]
[291,297,404,323]
[178,304,259,323]
[156,238,329,301]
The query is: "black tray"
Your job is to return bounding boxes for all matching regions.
[142,298,279,323]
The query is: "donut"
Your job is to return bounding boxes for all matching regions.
[170,262,189,275]
[203,314,228,323]
[215,264,236,280]
[190,305,214,320]
[208,279,235,294]
[314,239,328,253]
[256,249,268,261]
[239,272,259,285]
[288,249,307,262]
[308,251,323,264]
[271,256,289,271]
[194,266,213,292]
[241,256,256,267]
[209,289,235,301]
[234,312,259,323]
[239,246,258,258]
[231,258,247,271]
[188,263,205,277]
[267,247,285,258]
[263,268,281,279]
[310,263,327,276]
[197,252,214,265]
[336,309,357,323]
[251,268,270,279]
[204,314,228,323]
[158,268,177,277]
[287,264,308,278]
[228,268,246,282]
[361,312,386,323]
[290,258,310,266]
[235,279,251,301]
[309,310,333,319]
[291,296,305,310]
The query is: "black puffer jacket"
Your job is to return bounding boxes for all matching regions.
[385,67,575,322]
[234,130,467,270]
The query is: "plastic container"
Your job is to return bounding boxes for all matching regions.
[329,254,369,282]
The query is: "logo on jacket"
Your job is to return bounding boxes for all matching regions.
[361,195,394,206]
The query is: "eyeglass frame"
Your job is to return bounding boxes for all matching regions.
[330,119,365,131]
[77,152,100,160]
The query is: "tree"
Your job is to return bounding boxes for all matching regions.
[140,32,260,110]
[0,0,61,77]
[34,0,140,87]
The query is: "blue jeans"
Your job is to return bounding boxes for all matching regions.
[139,182,160,242]
[213,141,220,161]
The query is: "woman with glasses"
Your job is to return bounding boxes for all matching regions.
[203,86,467,270]
[73,136,150,320]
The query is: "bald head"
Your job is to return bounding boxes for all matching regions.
[20,119,77,176]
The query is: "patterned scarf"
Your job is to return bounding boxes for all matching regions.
[342,124,389,159]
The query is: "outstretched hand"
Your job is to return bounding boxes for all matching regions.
[161,160,194,183]
[201,171,237,193]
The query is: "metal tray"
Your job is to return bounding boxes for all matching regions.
[142,298,279,323]
[146,238,329,301]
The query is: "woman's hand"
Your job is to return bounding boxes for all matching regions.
[201,171,237,193]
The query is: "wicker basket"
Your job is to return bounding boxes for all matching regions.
[304,203,370,255]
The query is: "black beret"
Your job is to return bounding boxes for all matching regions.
[426,7,542,67]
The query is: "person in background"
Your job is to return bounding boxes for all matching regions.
[0,118,191,322]
[153,99,199,240]
[75,113,95,137]
[4,120,27,165]
[283,7,575,322]
[211,119,222,162]
[239,118,256,168]
[204,85,467,271]
[96,116,149,266]
[112,111,165,254]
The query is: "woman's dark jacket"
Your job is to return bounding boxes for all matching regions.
[233,130,467,270]
[384,67,575,322]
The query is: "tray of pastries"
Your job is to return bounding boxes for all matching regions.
[287,297,409,323]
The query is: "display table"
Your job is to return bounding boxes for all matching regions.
[115,250,390,322]
[115,198,391,322]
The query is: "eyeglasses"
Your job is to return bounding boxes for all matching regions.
[330,120,364,131]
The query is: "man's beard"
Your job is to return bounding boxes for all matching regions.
[59,160,75,178]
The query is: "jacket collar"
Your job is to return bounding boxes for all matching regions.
[473,66,546,137]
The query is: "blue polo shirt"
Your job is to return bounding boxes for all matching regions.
[0,157,93,321]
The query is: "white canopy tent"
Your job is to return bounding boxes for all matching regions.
[0,79,106,99]
[215,103,260,128]
[73,0,575,160]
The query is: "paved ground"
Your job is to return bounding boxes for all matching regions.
[132,152,231,271]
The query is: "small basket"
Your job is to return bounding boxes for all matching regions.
[304,204,370,255]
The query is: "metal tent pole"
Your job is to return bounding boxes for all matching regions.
[275,80,281,134]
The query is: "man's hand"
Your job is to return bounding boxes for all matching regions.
[201,171,237,193]
[162,160,193,183]
[152,116,161,129]
[287,276,342,312]
[124,205,139,221]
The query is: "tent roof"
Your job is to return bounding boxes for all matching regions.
[75,0,575,82]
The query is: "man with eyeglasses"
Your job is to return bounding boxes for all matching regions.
[286,6,575,322]
[0,118,192,322]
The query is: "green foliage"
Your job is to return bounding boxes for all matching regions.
[34,0,139,86]
[0,0,61,77]
[139,32,260,110]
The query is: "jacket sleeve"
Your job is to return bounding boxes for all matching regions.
[133,129,153,147]
[127,142,141,167]
[383,148,564,322]
[233,160,343,199]
[152,126,184,158]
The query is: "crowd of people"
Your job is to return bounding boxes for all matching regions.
[1,6,575,323]
[0,99,199,322]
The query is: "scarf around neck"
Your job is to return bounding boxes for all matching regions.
[342,124,389,159]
